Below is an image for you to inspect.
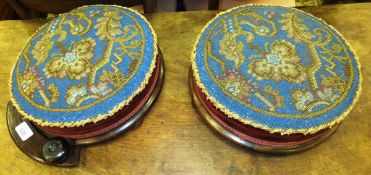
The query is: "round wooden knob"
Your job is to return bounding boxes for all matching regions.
[42,139,68,163]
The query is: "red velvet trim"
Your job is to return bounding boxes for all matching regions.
[38,54,161,139]
[192,76,332,147]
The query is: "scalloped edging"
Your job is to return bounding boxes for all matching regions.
[9,4,158,128]
[191,4,362,135]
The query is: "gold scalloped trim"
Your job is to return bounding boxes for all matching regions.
[9,5,158,128]
[191,4,362,135]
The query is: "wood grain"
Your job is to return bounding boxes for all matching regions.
[0,3,370,174]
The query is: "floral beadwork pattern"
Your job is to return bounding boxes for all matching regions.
[279,12,316,43]
[14,6,150,109]
[19,66,59,107]
[292,76,347,112]
[99,70,126,87]
[31,34,55,65]
[44,38,96,80]
[94,10,123,40]
[19,66,45,99]
[218,69,258,102]
[219,32,247,68]
[65,81,112,107]
[13,6,149,110]
[248,40,306,84]
[11,5,157,126]
[193,4,360,128]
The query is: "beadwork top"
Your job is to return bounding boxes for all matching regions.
[10,5,157,127]
[192,5,361,134]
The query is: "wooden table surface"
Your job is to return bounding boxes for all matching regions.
[0,3,370,175]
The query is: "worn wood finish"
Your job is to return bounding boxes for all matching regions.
[0,3,370,174]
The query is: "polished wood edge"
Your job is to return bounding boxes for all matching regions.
[6,102,81,166]
[188,68,338,154]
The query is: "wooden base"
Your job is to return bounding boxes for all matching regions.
[189,70,338,154]
[5,53,164,166]
[6,102,80,166]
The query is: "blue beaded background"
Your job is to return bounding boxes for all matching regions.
[11,5,156,124]
[194,5,360,131]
